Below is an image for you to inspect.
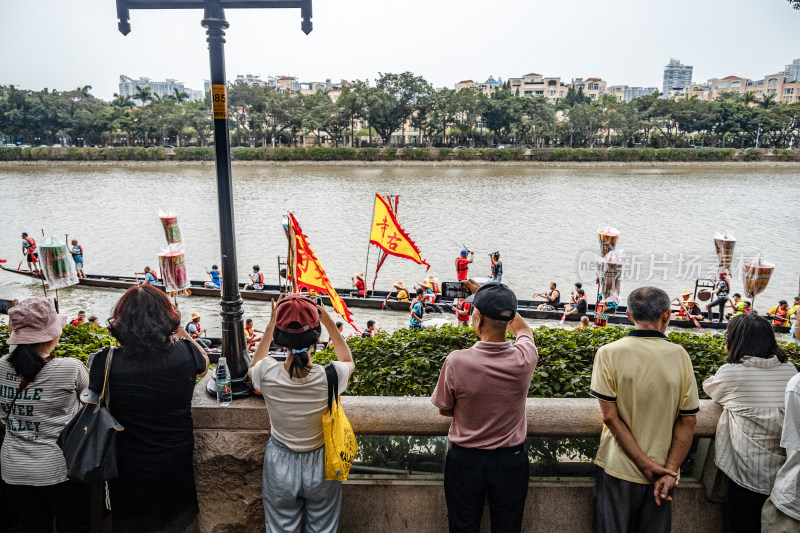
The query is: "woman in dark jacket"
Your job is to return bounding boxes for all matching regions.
[88,285,208,532]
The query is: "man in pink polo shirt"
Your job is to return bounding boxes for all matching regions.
[431,283,538,533]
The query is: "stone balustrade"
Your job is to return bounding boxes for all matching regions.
[192,375,725,532]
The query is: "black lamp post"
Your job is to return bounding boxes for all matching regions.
[116,0,312,399]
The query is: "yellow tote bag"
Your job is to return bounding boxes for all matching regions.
[322,364,358,481]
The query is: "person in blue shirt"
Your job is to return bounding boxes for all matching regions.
[138,266,158,286]
[205,265,221,289]
[409,288,426,329]
[70,239,86,279]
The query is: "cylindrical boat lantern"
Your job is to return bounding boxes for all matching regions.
[600,250,623,302]
[743,255,774,300]
[158,245,190,293]
[714,231,736,271]
[159,210,182,244]
[39,237,79,290]
[598,226,620,256]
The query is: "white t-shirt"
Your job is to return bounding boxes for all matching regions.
[251,358,350,452]
[0,355,88,486]
[771,373,800,521]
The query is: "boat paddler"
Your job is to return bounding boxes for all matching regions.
[535,282,560,311]
[706,272,732,323]
[137,266,158,286]
[204,265,221,289]
[351,272,367,297]
[767,300,791,327]
[244,265,264,291]
[426,275,440,301]
[394,281,409,302]
[489,252,502,282]
[456,249,473,281]
[21,232,39,274]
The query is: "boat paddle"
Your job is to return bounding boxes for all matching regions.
[673,297,702,329]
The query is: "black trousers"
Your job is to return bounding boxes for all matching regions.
[725,478,768,533]
[444,442,529,533]
[708,296,728,322]
[4,479,90,533]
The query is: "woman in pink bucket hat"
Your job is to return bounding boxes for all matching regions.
[0,297,90,532]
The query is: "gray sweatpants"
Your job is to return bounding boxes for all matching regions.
[263,437,342,533]
[593,467,671,533]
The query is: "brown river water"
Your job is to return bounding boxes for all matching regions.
[1,163,798,336]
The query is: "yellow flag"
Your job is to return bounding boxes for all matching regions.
[369,194,429,270]
[289,214,359,332]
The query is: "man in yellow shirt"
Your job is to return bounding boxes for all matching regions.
[590,286,700,533]
[787,296,800,320]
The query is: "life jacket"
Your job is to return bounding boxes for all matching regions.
[254,272,264,284]
[431,282,439,294]
[355,278,366,295]
[772,307,788,326]
[733,301,745,316]
[455,301,471,321]
[72,244,84,256]
[456,257,469,279]
[24,237,36,252]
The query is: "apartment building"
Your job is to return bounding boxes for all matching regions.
[570,77,607,100]
[670,73,800,103]
[506,73,568,103]
[784,58,800,82]
[119,75,204,102]
[453,76,504,95]
[662,58,693,96]
[607,85,659,103]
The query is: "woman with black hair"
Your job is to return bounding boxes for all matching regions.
[87,285,209,532]
[703,313,798,533]
[248,294,354,533]
[0,298,90,532]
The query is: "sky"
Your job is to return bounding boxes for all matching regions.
[1,0,799,101]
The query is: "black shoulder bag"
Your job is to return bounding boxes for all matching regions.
[57,347,124,482]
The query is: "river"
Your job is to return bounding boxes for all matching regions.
[1,163,798,336]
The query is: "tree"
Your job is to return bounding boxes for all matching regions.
[482,88,517,143]
[789,0,799,9]
[368,72,432,145]
[133,86,153,105]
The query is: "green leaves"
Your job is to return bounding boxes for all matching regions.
[0,323,114,364]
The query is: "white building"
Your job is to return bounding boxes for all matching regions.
[119,75,204,103]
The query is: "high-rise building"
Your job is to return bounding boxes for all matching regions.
[119,75,204,103]
[662,58,693,97]
[785,59,800,82]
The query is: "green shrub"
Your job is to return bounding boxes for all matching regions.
[145,147,165,160]
[574,148,607,162]
[234,147,258,160]
[66,147,83,160]
[743,148,762,161]
[358,147,380,161]
[549,148,573,161]
[455,148,477,160]
[0,147,22,161]
[31,147,52,160]
[639,147,657,161]
[0,323,114,364]
[313,325,800,400]
[174,147,214,161]
[606,148,637,161]
[384,147,397,160]
[772,149,800,161]
[84,147,104,160]
[438,148,452,158]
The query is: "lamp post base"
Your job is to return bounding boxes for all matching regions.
[206,374,255,399]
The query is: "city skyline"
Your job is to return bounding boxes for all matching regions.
[1,0,799,101]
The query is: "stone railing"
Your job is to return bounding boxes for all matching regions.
[192,375,724,532]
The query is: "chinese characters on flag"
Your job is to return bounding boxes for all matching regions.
[288,213,360,333]
[369,194,430,270]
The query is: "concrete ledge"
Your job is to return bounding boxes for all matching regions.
[192,375,723,437]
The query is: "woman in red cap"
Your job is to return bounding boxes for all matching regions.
[248,294,354,533]
[0,298,90,532]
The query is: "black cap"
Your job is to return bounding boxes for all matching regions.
[472,282,517,321]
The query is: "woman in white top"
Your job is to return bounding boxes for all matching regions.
[0,298,90,532]
[703,313,798,533]
[248,294,354,533]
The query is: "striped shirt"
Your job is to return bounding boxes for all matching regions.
[703,356,798,494]
[0,354,88,486]
[771,373,800,521]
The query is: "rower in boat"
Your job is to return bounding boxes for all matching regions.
[21,232,40,274]
[535,283,560,311]
[136,266,158,286]
[351,272,367,297]
[456,249,473,281]
[420,280,436,304]
[204,265,221,289]
[453,297,471,326]
[244,265,264,290]
[394,281,409,302]
[244,318,263,351]
[767,300,791,327]
[563,289,588,317]
[425,275,440,302]
[489,252,502,282]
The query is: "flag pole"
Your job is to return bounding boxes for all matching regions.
[371,194,398,292]
[364,194,378,296]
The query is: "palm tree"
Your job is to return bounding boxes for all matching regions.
[111,93,134,108]
[133,85,153,105]
[173,88,190,103]
[759,93,777,109]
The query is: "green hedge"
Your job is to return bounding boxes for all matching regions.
[0,146,789,162]
[314,325,800,400]
[0,323,114,364]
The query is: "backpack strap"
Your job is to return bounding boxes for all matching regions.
[325,363,339,412]
[96,347,114,413]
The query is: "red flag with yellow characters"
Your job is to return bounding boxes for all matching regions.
[370,193,430,270]
[288,213,360,333]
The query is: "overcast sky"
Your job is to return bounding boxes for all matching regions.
[1,0,798,100]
